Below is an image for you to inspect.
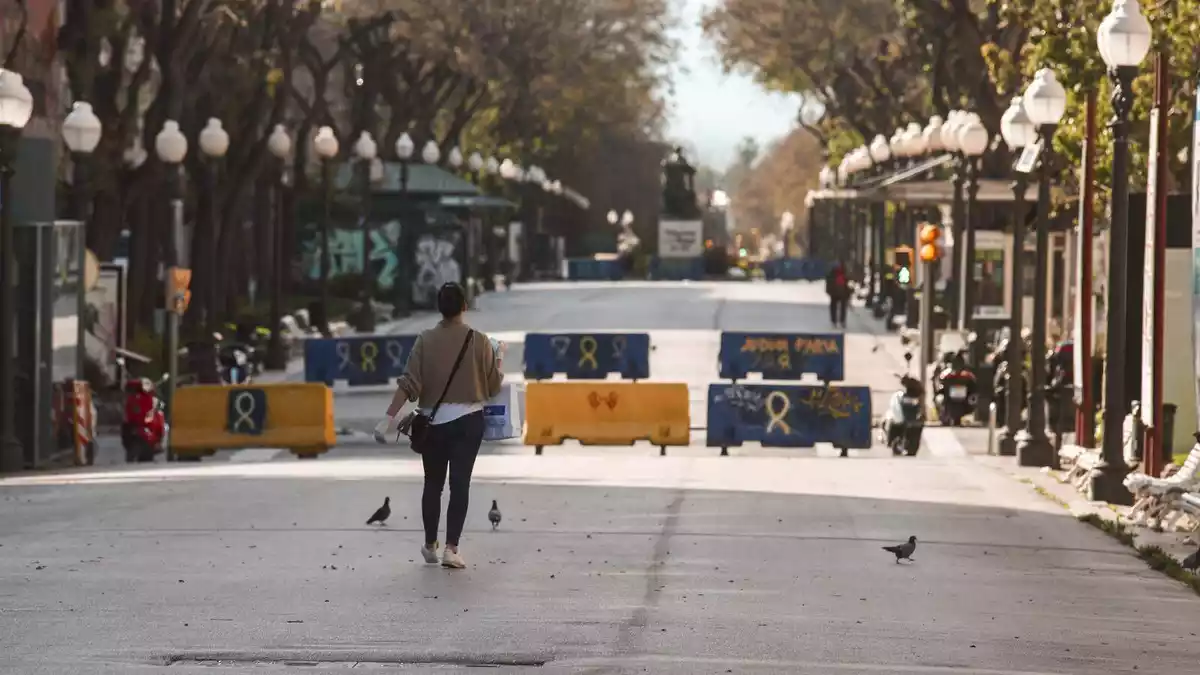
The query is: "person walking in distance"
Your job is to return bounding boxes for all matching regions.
[378,282,503,569]
[826,261,851,328]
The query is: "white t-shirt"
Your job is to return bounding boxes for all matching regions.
[422,402,483,425]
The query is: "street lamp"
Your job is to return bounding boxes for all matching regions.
[607,209,618,225]
[312,125,339,336]
[394,132,415,318]
[198,118,229,332]
[448,146,463,171]
[421,140,439,165]
[622,209,634,227]
[1093,0,1152,502]
[485,156,500,175]
[0,69,31,472]
[265,124,291,370]
[353,130,378,332]
[154,119,187,461]
[1017,67,1068,468]
[957,114,988,331]
[499,158,516,180]
[996,96,1035,457]
[62,100,102,237]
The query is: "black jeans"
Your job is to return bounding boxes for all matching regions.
[421,410,485,547]
[829,296,848,325]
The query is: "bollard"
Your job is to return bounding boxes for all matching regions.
[987,402,997,455]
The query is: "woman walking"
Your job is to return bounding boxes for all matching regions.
[379,282,503,568]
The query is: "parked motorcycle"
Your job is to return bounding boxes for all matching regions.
[215,333,254,385]
[932,350,977,426]
[879,350,925,456]
[118,359,170,463]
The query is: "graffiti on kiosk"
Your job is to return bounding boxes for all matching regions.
[412,232,462,306]
[299,219,402,289]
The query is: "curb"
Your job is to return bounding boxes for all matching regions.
[976,455,1200,595]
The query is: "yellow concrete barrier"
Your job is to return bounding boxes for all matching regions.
[524,382,690,455]
[170,383,335,459]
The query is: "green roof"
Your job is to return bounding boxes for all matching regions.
[333,161,480,195]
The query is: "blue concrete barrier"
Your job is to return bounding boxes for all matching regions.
[705,383,872,452]
[762,257,830,281]
[304,335,417,386]
[718,332,845,382]
[524,332,651,381]
[650,256,704,281]
[566,258,623,281]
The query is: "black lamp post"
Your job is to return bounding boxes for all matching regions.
[265,124,291,370]
[393,132,415,318]
[1016,68,1068,468]
[352,131,378,332]
[198,118,229,330]
[997,96,1035,457]
[312,126,339,337]
[956,115,988,331]
[0,69,31,473]
[63,101,103,382]
[1091,0,1152,503]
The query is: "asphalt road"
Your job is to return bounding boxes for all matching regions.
[4,281,1200,674]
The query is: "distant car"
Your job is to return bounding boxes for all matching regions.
[727,267,747,279]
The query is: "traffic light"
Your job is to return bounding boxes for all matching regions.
[918,224,942,263]
[166,267,192,315]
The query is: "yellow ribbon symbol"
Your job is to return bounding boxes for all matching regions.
[777,351,792,371]
[360,341,379,373]
[578,335,599,370]
[765,390,791,435]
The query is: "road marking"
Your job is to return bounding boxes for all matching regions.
[227,448,284,463]
[922,427,969,457]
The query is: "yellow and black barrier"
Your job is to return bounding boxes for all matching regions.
[170,383,336,460]
[524,382,690,455]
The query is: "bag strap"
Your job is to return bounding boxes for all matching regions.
[429,330,474,419]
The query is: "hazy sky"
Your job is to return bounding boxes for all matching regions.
[665,0,802,171]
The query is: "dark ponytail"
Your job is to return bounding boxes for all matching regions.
[437,282,466,319]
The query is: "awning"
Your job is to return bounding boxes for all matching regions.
[438,195,517,209]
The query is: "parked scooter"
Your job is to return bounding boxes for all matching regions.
[933,349,977,427]
[879,349,925,456]
[118,357,170,463]
[214,332,254,385]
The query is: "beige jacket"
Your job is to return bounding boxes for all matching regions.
[395,318,502,408]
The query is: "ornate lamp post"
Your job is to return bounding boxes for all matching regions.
[421,139,440,165]
[1017,68,1068,467]
[0,69,32,472]
[448,146,463,172]
[312,126,339,336]
[198,118,229,330]
[265,124,291,370]
[996,96,1035,457]
[956,114,989,330]
[62,101,102,225]
[393,132,415,318]
[939,111,965,327]
[154,119,188,461]
[1091,0,1152,502]
[353,130,378,331]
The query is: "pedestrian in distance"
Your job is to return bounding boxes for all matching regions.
[378,282,503,569]
[825,261,851,328]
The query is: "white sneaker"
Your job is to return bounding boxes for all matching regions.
[420,542,439,564]
[441,547,466,569]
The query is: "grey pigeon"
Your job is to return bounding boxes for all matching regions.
[488,500,502,530]
[1183,546,1200,572]
[366,497,390,526]
[882,535,917,563]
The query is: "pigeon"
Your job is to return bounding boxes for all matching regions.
[366,497,390,526]
[1183,546,1200,572]
[882,535,917,563]
[488,500,502,530]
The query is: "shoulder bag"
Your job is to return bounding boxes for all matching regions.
[406,330,474,454]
